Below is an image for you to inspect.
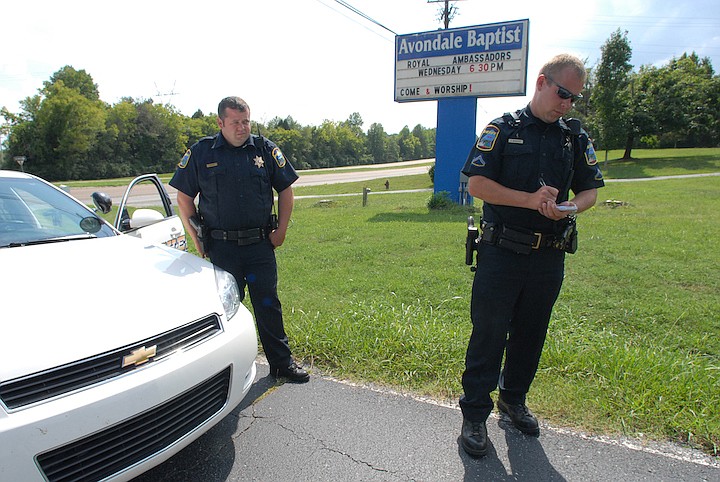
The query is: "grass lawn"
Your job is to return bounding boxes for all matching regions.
[77,148,720,455]
[278,174,719,456]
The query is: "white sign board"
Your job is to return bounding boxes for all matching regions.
[394,19,529,102]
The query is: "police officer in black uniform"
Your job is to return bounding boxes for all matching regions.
[170,96,309,383]
[459,54,604,456]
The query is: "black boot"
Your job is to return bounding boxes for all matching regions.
[461,419,488,457]
[271,361,309,383]
[497,396,540,436]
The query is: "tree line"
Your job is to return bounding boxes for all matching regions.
[0,66,435,181]
[1,29,718,181]
[570,29,719,158]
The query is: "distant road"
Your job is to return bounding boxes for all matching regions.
[68,159,433,205]
[69,163,719,207]
[295,159,431,187]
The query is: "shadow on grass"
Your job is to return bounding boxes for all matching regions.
[603,154,720,179]
[368,207,478,223]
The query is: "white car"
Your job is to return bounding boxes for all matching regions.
[0,170,258,482]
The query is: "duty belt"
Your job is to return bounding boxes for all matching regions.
[210,227,267,246]
[480,222,561,254]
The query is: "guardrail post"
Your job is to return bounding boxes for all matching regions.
[362,187,371,206]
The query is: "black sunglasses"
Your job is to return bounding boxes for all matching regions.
[545,75,583,103]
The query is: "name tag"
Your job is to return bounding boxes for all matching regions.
[206,162,218,168]
[508,138,524,144]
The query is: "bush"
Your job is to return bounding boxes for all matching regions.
[427,191,454,210]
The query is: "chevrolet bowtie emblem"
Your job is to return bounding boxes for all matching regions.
[122,345,158,368]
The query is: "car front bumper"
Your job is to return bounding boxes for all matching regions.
[0,311,258,482]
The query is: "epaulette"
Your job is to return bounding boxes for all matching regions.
[252,134,266,150]
[502,110,522,128]
[251,134,273,167]
[564,118,582,136]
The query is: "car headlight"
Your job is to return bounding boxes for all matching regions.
[214,267,241,320]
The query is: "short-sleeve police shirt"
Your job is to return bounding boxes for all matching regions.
[461,106,604,232]
[170,133,298,230]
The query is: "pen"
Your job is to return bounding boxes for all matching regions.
[539,174,546,187]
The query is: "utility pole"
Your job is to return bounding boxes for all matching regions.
[427,0,462,29]
[425,0,475,205]
[153,81,180,105]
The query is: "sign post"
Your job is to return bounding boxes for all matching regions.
[14,156,26,173]
[394,20,529,203]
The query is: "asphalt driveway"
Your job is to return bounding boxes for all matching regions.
[133,360,718,481]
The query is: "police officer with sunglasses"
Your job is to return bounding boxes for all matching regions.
[459,54,604,456]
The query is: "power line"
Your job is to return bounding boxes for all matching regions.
[331,0,398,35]
[313,0,394,42]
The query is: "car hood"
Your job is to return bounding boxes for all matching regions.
[0,236,226,381]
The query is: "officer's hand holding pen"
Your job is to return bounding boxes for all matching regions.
[536,176,574,220]
[532,176,559,212]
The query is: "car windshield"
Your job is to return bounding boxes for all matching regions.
[0,176,116,248]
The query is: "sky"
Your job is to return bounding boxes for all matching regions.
[1,0,719,135]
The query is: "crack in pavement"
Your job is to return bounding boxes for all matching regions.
[244,413,413,480]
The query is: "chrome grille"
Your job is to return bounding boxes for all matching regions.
[36,366,231,482]
[0,314,221,409]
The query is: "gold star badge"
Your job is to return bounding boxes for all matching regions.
[254,155,264,168]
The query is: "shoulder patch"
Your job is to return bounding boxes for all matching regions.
[178,149,191,169]
[476,125,500,152]
[272,147,286,168]
[470,153,486,168]
[585,142,598,166]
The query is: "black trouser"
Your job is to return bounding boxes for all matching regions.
[460,243,565,422]
[209,238,292,369]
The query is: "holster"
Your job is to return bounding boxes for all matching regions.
[188,215,208,253]
[465,217,479,267]
[555,218,578,254]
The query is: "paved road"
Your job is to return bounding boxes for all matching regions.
[293,161,431,187]
[67,165,719,208]
[133,360,718,481]
[67,160,432,206]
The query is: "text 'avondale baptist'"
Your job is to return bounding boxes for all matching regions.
[397,26,523,55]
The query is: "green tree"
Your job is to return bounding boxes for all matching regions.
[397,126,421,159]
[568,61,595,135]
[132,100,187,174]
[43,65,100,102]
[2,98,40,169]
[367,122,387,163]
[412,124,436,159]
[637,53,719,147]
[32,83,106,180]
[267,124,313,170]
[93,98,138,178]
[3,66,441,178]
[183,112,217,148]
[591,29,634,158]
[343,112,364,135]
[92,98,187,177]
[2,67,106,179]
[384,134,401,163]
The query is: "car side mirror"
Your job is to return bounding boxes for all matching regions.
[130,209,164,229]
[91,192,112,214]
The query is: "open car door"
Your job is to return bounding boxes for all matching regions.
[114,174,186,251]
